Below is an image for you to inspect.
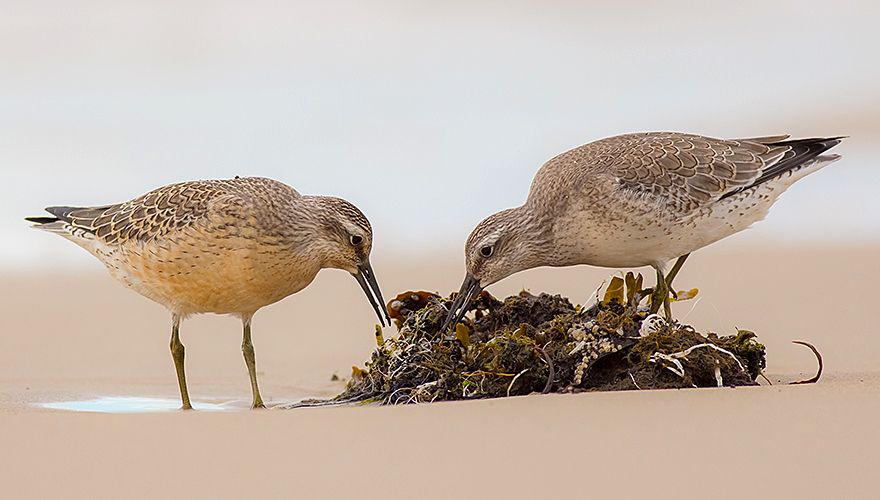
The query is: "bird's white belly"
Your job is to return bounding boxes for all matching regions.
[558,185,779,269]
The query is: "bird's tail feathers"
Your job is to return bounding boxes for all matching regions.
[26,206,90,234]
[25,217,71,234]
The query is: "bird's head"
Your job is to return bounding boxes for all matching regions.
[312,196,390,327]
[444,207,547,329]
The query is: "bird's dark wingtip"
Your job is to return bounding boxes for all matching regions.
[26,205,81,224]
[44,206,78,222]
[822,136,847,145]
[25,216,60,224]
[767,136,846,149]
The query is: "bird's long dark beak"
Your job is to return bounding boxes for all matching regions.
[442,274,482,331]
[353,261,390,327]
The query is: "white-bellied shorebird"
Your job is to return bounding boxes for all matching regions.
[27,176,390,409]
[444,132,843,327]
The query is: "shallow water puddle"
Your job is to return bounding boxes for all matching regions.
[39,396,235,413]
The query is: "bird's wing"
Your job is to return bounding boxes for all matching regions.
[36,180,243,245]
[604,132,840,213]
[604,133,781,213]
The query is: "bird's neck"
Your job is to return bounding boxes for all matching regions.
[507,205,556,268]
[278,196,340,271]
[515,203,583,268]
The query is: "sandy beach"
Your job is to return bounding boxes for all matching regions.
[1,246,878,499]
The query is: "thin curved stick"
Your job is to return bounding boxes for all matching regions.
[507,369,530,397]
[790,341,823,385]
[539,346,555,394]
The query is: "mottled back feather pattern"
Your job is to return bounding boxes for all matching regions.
[44,177,301,246]
[528,132,839,216]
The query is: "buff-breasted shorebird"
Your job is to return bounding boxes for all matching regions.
[444,132,843,327]
[27,176,390,409]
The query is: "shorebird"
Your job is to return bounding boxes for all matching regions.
[444,132,843,327]
[27,176,390,409]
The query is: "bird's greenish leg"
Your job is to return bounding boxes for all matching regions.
[241,316,265,409]
[661,276,673,320]
[170,314,193,410]
[649,266,663,315]
[649,266,673,320]
[664,253,690,299]
[648,254,691,318]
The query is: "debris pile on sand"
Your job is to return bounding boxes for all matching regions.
[293,274,768,406]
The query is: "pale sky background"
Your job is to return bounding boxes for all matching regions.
[2,0,879,271]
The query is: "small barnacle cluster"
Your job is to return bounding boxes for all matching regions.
[290,274,768,407]
[568,319,627,386]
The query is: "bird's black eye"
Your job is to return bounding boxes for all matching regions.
[480,245,493,258]
[350,234,364,246]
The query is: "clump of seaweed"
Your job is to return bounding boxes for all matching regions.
[296,274,770,406]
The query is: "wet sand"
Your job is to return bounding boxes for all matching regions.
[1,246,879,498]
